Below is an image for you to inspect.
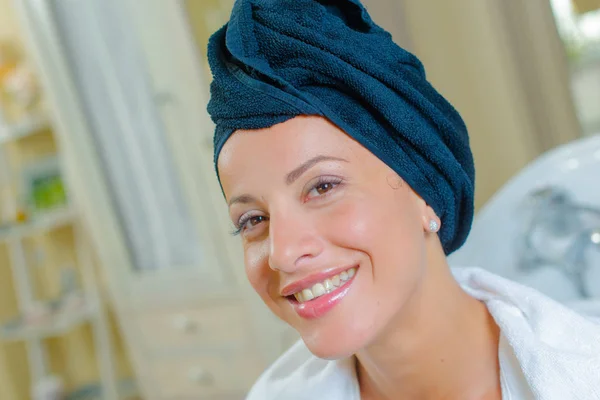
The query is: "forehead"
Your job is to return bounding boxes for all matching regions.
[217,116,359,175]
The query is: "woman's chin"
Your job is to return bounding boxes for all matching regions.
[300,331,364,360]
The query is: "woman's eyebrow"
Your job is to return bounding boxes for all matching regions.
[228,155,347,208]
[285,155,348,185]
[228,194,256,208]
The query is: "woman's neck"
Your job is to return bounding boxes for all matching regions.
[355,251,502,400]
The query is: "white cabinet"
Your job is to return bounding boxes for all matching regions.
[126,300,266,399]
[134,304,248,352]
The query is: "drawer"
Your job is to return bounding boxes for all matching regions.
[150,352,264,398]
[136,304,247,352]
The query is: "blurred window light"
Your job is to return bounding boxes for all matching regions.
[580,10,600,41]
[551,0,600,136]
[551,0,600,45]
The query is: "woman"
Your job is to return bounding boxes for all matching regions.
[207,0,600,399]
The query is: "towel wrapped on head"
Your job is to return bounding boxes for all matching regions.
[207,0,475,254]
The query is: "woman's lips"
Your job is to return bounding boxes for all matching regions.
[280,265,358,297]
[288,268,357,319]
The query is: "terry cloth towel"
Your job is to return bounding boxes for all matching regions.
[246,267,600,399]
[207,0,475,254]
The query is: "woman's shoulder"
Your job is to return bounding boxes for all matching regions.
[246,339,359,400]
[455,266,600,398]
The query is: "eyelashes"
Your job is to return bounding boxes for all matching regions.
[231,175,344,237]
[306,176,343,200]
[231,214,267,236]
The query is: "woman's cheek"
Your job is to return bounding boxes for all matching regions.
[325,199,375,242]
[244,241,276,301]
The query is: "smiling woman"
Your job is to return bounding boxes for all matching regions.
[218,116,447,362]
[206,1,600,399]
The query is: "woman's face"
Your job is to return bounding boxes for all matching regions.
[218,116,436,359]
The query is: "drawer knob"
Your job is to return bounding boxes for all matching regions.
[188,367,214,386]
[173,315,200,334]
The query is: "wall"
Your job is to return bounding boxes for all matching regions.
[574,0,600,13]
[403,0,540,209]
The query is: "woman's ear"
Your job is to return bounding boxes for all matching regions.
[421,206,441,234]
[409,186,441,234]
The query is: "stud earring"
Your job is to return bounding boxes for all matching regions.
[429,220,440,233]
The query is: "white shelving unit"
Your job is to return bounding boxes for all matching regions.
[0,206,75,240]
[0,116,122,398]
[0,299,96,342]
[0,113,49,145]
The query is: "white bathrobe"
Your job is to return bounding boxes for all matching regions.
[246,268,600,400]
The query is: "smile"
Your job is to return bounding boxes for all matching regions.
[283,266,358,319]
[293,267,356,303]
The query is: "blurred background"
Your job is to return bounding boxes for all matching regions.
[0,0,599,399]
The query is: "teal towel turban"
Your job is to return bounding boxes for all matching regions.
[207,0,475,254]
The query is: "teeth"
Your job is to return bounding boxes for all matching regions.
[292,268,357,303]
[301,288,314,301]
[332,275,341,286]
[312,283,326,297]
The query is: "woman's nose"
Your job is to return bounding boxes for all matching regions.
[268,211,323,273]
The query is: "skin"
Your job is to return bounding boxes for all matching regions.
[218,115,502,400]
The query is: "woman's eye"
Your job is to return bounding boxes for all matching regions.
[307,179,342,199]
[315,183,334,194]
[233,214,268,236]
[247,215,267,227]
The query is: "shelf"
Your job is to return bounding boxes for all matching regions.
[66,379,139,400]
[0,301,96,342]
[0,114,50,145]
[0,206,75,242]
